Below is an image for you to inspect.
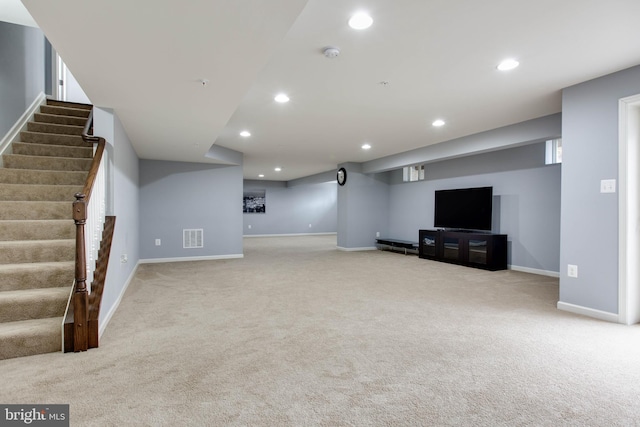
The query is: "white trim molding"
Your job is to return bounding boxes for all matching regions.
[509,265,560,278]
[140,254,244,264]
[557,301,619,323]
[244,232,337,238]
[0,92,46,159]
[618,93,640,325]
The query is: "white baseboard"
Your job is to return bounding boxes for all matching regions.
[557,301,619,323]
[509,265,560,278]
[0,92,46,160]
[99,261,140,339]
[337,246,377,252]
[243,232,337,238]
[139,254,244,264]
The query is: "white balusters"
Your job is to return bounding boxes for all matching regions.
[84,145,106,293]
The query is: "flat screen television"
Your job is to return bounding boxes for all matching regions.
[434,186,493,231]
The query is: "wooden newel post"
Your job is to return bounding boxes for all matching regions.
[73,193,89,352]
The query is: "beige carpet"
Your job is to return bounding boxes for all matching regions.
[1,235,639,426]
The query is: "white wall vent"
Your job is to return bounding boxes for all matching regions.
[183,229,203,249]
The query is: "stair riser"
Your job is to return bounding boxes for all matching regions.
[40,105,90,118]
[0,221,74,241]
[27,122,83,136]
[0,290,69,323]
[0,169,87,185]
[20,132,86,147]
[46,99,92,110]
[0,263,74,292]
[34,113,86,127]
[12,143,92,159]
[0,318,62,360]
[0,202,69,220]
[3,155,92,171]
[0,241,74,264]
[0,184,81,201]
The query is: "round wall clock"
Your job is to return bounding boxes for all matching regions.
[337,167,347,186]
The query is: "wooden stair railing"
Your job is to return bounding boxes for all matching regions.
[64,108,113,352]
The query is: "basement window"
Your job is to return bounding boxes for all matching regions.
[403,164,425,182]
[545,139,562,164]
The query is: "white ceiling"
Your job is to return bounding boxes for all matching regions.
[19,0,640,181]
[0,0,37,27]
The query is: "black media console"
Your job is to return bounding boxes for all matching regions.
[418,229,507,271]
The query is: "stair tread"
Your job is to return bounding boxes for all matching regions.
[14,141,91,148]
[13,141,92,151]
[29,122,84,130]
[0,239,74,246]
[20,131,84,140]
[0,287,70,301]
[40,105,91,117]
[1,154,92,171]
[4,154,93,160]
[0,200,69,204]
[0,183,81,189]
[0,317,62,338]
[0,261,74,272]
[35,112,86,121]
[0,219,73,223]
[46,99,92,110]
[0,261,74,292]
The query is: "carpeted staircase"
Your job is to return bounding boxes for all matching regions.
[0,99,92,360]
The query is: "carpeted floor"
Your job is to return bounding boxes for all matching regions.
[1,235,639,426]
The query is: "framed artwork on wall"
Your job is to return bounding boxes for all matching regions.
[243,190,266,213]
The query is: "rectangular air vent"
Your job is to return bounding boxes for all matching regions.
[183,229,203,249]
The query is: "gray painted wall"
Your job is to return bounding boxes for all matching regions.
[139,160,243,259]
[93,108,140,325]
[560,65,640,314]
[0,21,44,137]
[337,163,390,249]
[388,143,561,273]
[243,179,337,235]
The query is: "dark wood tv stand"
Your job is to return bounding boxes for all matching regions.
[419,230,507,271]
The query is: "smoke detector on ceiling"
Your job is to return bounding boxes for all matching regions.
[323,47,340,58]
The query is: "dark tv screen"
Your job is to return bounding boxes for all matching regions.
[434,187,493,231]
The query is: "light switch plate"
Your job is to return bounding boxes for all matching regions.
[600,179,616,193]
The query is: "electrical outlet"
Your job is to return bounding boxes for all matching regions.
[309,224,312,228]
[121,254,128,264]
[248,224,252,229]
[567,264,578,278]
[376,231,380,237]
[155,239,161,246]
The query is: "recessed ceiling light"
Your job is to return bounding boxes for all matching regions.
[258,174,264,178]
[348,12,373,30]
[432,119,446,127]
[274,93,290,103]
[362,143,371,150]
[497,58,519,71]
[274,167,282,172]
[240,130,251,137]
